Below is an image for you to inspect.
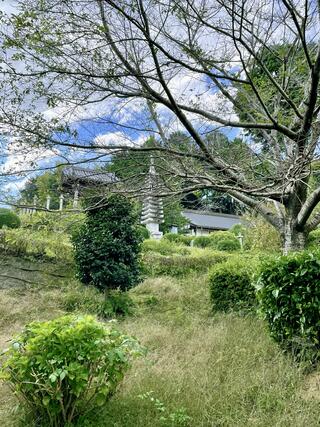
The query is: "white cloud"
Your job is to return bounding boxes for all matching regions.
[93,131,147,148]
[0,139,60,175]
[0,1,18,14]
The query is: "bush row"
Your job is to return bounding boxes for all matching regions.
[142,238,191,256]
[208,249,320,363]
[192,231,241,251]
[163,230,242,251]
[142,250,228,277]
[208,255,259,312]
[162,233,193,246]
[0,228,73,263]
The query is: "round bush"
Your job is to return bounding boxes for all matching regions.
[0,315,144,426]
[256,251,320,360]
[209,258,257,312]
[0,208,21,229]
[209,231,240,248]
[73,195,142,291]
[193,235,212,248]
[216,238,240,251]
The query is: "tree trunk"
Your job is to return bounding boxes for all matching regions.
[282,218,307,254]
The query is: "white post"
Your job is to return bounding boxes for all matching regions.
[46,195,51,210]
[32,195,37,213]
[73,186,79,209]
[59,194,64,211]
[237,232,244,249]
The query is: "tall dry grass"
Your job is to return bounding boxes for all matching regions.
[0,260,319,426]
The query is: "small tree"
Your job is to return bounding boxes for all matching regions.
[73,194,142,291]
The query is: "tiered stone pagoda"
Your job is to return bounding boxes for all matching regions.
[141,157,164,239]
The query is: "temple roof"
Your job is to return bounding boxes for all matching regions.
[182,210,243,230]
[62,167,117,187]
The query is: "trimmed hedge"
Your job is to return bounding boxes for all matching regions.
[256,251,320,360]
[209,257,258,312]
[143,250,228,277]
[0,208,21,229]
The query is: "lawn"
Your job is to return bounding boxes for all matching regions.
[0,255,319,426]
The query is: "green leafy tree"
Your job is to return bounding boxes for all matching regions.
[20,167,65,209]
[73,194,142,291]
[235,44,312,147]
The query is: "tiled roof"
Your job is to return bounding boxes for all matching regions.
[62,167,117,185]
[182,210,243,230]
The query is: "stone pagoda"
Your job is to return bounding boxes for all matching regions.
[141,157,164,239]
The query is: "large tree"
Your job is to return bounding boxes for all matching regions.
[0,1,320,251]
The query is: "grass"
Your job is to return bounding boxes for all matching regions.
[0,255,319,426]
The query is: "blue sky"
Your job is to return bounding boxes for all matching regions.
[0,0,242,201]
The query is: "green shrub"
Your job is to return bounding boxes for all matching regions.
[0,208,20,229]
[216,238,241,251]
[193,232,241,251]
[143,250,228,277]
[229,223,247,237]
[209,230,235,244]
[193,236,212,248]
[142,239,190,256]
[256,251,320,360]
[0,315,144,426]
[73,195,142,291]
[163,233,193,246]
[208,257,258,312]
[307,228,320,249]
[209,231,241,250]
